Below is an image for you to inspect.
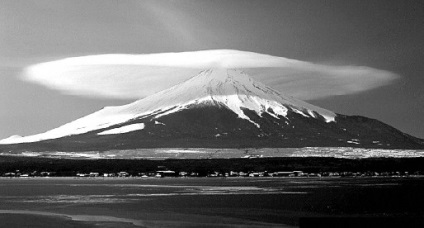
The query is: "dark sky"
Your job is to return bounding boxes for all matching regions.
[0,0,423,138]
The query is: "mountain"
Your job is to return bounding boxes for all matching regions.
[1,68,423,152]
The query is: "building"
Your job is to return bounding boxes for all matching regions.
[156,170,176,177]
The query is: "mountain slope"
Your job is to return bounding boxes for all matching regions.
[1,68,423,151]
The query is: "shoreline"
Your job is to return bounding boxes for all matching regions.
[2,175,424,180]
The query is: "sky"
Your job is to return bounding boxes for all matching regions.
[0,0,423,139]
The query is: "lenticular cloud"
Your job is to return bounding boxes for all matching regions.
[22,49,398,100]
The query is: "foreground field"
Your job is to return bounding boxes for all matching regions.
[1,177,424,227]
[1,147,424,159]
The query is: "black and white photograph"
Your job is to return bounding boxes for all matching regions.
[0,0,423,227]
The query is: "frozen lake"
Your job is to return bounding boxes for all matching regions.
[1,177,423,227]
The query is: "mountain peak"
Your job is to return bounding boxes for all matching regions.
[126,68,336,123]
[1,67,423,150]
[0,68,336,144]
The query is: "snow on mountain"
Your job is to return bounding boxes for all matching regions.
[0,68,336,144]
[0,135,23,141]
[97,123,145,135]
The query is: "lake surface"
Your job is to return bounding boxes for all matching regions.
[0,177,423,227]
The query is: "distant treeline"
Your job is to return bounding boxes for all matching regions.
[1,156,424,176]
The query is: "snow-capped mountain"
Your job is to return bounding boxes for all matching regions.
[1,68,423,151]
[0,69,335,143]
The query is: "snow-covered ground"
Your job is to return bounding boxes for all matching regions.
[2,147,423,160]
[97,123,145,135]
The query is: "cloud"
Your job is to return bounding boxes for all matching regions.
[21,49,399,100]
